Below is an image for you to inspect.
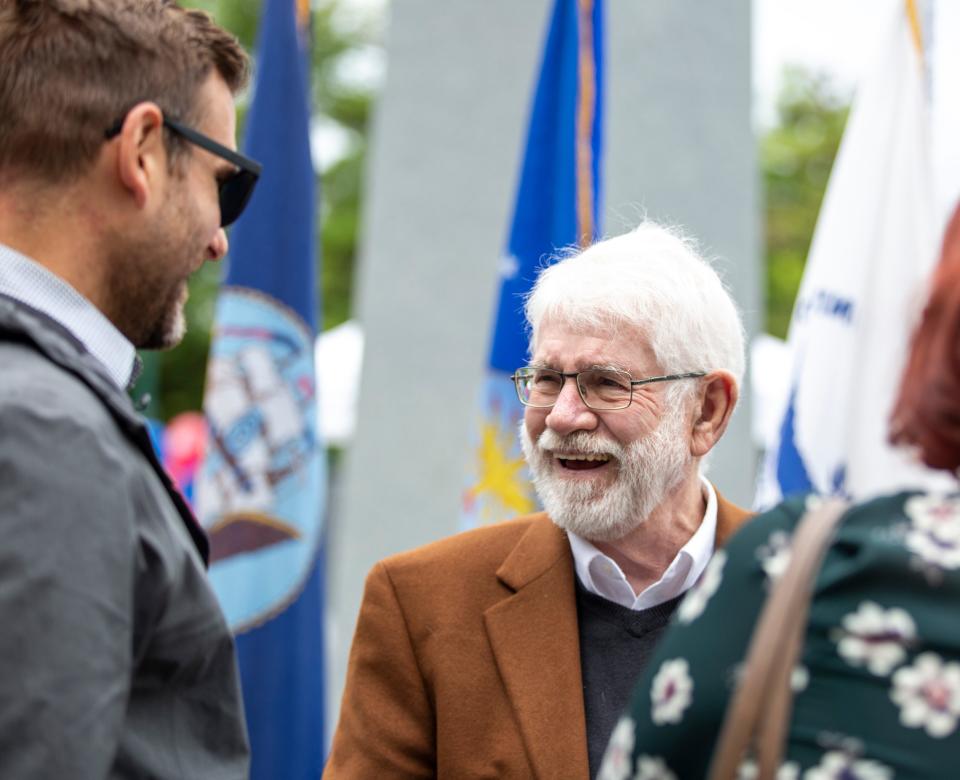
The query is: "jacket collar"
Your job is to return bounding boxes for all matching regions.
[0,244,137,388]
[483,493,751,779]
[0,293,210,565]
[485,515,589,780]
[715,487,752,546]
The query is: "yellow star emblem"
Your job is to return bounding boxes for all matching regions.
[464,418,536,524]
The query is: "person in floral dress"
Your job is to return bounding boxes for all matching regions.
[598,210,960,780]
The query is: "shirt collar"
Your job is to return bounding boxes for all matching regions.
[568,475,719,611]
[0,243,137,389]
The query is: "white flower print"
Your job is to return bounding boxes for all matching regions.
[597,717,635,780]
[737,758,800,779]
[779,763,801,780]
[791,664,809,693]
[906,532,960,569]
[756,529,792,582]
[677,550,726,624]
[650,658,694,725]
[891,652,960,738]
[803,751,892,779]
[905,494,960,533]
[834,601,916,676]
[903,493,960,569]
[633,754,678,780]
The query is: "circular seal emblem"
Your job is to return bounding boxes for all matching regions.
[196,287,324,632]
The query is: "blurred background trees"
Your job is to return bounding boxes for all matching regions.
[142,0,848,418]
[762,66,849,338]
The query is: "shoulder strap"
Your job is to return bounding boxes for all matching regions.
[708,498,849,780]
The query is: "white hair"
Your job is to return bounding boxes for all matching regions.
[524,221,746,388]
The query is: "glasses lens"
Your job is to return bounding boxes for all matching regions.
[516,368,563,407]
[219,168,259,227]
[579,369,632,410]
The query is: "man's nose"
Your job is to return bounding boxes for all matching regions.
[206,227,229,261]
[544,377,597,435]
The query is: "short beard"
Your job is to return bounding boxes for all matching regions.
[136,281,188,350]
[520,405,693,543]
[102,190,194,350]
[108,267,189,350]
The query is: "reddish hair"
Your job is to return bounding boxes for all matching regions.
[890,204,960,470]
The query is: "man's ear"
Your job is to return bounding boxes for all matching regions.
[689,370,739,457]
[113,102,167,212]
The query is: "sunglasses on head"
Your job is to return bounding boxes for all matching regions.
[104,114,262,227]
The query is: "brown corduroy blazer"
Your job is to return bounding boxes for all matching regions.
[324,493,750,779]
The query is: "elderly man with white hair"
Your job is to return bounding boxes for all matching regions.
[325,222,751,780]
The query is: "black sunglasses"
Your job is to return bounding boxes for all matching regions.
[105,115,262,227]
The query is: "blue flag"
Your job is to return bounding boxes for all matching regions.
[462,0,604,527]
[195,0,326,776]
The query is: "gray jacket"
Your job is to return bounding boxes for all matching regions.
[0,294,249,778]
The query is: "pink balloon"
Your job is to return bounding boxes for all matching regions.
[163,412,208,486]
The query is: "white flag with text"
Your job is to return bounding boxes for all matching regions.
[758,1,955,507]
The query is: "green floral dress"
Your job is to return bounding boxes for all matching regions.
[597,491,960,780]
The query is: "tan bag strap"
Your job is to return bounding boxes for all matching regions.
[708,498,849,780]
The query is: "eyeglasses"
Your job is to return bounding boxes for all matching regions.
[104,115,262,227]
[511,367,706,411]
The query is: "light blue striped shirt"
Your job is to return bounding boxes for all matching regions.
[0,243,136,389]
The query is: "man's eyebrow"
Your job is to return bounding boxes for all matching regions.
[526,360,628,372]
[586,362,626,372]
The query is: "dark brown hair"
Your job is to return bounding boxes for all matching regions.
[890,203,960,471]
[0,0,249,184]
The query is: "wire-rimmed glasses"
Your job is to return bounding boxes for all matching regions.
[510,367,706,411]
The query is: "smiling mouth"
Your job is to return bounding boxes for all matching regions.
[556,452,612,471]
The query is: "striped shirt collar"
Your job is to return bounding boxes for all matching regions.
[0,243,137,389]
[568,475,718,611]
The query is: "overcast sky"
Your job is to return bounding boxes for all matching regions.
[753,0,893,124]
[755,0,960,218]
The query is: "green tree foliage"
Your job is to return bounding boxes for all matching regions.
[762,66,849,338]
[145,0,380,419]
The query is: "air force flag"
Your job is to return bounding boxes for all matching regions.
[461,0,604,527]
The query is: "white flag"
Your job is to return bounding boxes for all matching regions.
[757,0,955,508]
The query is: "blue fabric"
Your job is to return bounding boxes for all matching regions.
[489,0,604,372]
[202,0,326,776]
[775,390,815,498]
[226,0,316,330]
[462,0,604,528]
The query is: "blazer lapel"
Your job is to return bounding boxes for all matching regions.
[714,488,752,547]
[483,516,589,780]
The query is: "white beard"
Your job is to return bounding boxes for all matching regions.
[520,406,693,543]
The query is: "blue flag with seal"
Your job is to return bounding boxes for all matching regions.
[195,0,326,776]
[461,0,604,528]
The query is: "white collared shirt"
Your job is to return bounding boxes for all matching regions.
[568,475,718,610]
[0,243,137,389]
